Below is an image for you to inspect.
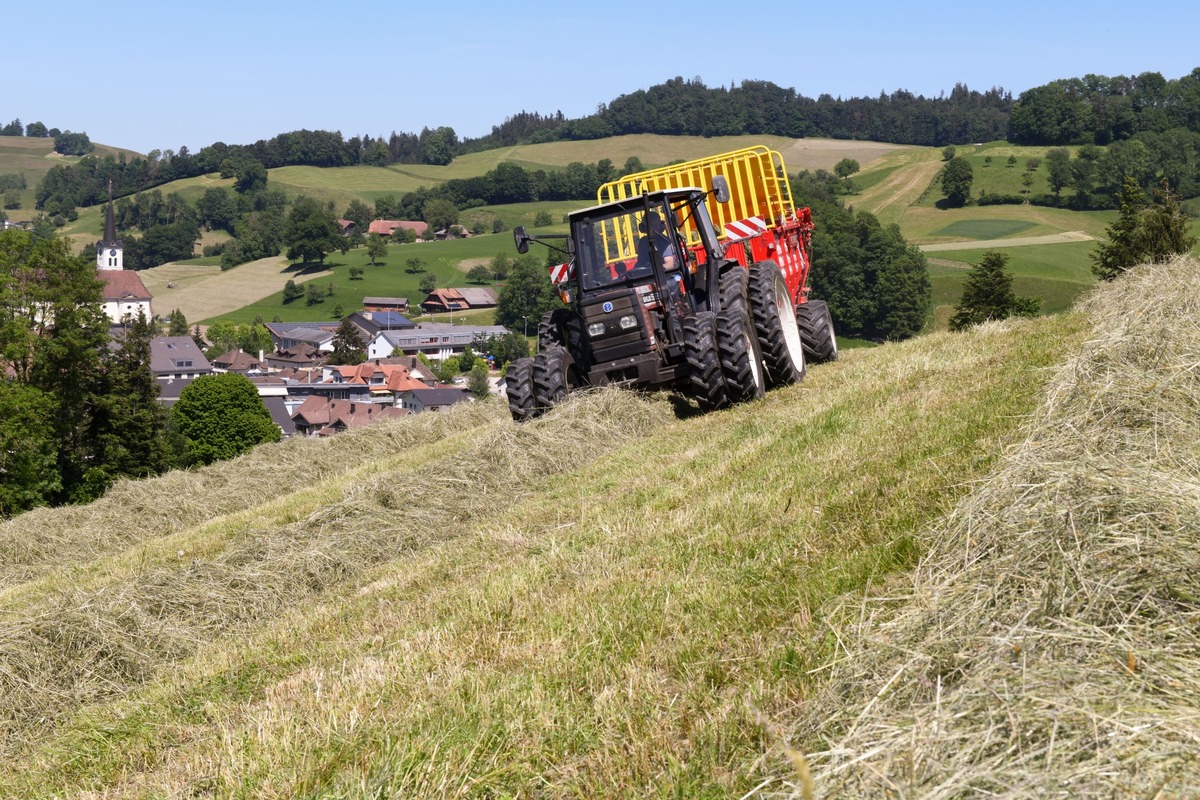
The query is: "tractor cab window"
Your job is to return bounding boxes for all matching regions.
[575,201,685,292]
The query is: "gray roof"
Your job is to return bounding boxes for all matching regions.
[406,388,470,406]
[380,323,510,349]
[263,396,297,436]
[457,287,498,306]
[149,337,211,375]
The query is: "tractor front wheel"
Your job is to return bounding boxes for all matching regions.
[532,345,571,413]
[506,357,536,422]
[682,311,730,412]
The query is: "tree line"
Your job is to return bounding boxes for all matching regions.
[23,67,1200,220]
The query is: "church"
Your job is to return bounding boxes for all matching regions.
[96,189,154,324]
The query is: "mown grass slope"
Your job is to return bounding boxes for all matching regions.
[775,256,1200,798]
[0,290,1095,796]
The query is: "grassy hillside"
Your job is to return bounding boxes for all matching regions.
[0,291,1094,796]
[0,135,140,223]
[6,253,1199,795]
[781,256,1200,797]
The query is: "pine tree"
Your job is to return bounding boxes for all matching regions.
[949,251,1039,331]
[329,318,366,365]
[1091,177,1148,281]
[93,311,174,489]
[1135,178,1197,265]
[167,308,189,336]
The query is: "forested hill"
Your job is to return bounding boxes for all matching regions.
[18,68,1200,216]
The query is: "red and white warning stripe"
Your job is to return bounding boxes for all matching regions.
[723,216,768,241]
[547,261,573,284]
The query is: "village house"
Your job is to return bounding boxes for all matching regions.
[397,387,472,413]
[367,322,510,361]
[366,219,427,238]
[210,349,265,374]
[290,396,409,437]
[284,360,432,408]
[247,375,298,436]
[150,336,211,382]
[419,287,499,314]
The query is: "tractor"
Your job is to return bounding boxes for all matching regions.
[505,146,837,421]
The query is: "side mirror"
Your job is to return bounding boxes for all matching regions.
[712,175,730,204]
[513,226,530,254]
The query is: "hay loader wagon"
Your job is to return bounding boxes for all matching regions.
[505,146,837,421]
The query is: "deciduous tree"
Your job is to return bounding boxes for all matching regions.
[285,196,343,264]
[422,198,458,233]
[833,158,860,179]
[939,157,974,206]
[367,234,387,265]
[494,254,561,330]
[170,373,280,465]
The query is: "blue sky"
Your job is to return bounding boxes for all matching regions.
[5,0,1198,155]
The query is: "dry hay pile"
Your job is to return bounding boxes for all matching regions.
[782,256,1200,798]
[0,402,500,585]
[0,390,671,756]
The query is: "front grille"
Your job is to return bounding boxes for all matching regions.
[581,291,648,359]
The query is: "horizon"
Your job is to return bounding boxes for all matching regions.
[4,0,1198,155]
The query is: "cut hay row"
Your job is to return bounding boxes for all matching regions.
[0,402,499,588]
[0,310,1088,797]
[0,392,672,756]
[773,255,1200,797]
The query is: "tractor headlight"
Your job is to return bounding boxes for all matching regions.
[618,314,637,330]
[587,322,606,337]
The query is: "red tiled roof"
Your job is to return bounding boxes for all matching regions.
[367,219,428,236]
[99,271,152,301]
[292,396,410,433]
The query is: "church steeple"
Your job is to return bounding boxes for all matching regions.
[97,180,123,271]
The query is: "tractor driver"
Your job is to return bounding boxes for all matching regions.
[635,211,679,272]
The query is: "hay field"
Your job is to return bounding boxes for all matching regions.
[0,287,1086,795]
[770,256,1200,798]
[139,256,329,322]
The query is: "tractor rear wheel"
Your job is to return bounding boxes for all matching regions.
[682,311,729,411]
[716,269,765,402]
[797,299,839,364]
[749,260,805,387]
[506,357,536,422]
[532,345,571,413]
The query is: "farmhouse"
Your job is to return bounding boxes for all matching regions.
[367,219,427,238]
[419,287,498,314]
[363,297,410,314]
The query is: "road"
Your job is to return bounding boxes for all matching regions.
[920,230,1098,252]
